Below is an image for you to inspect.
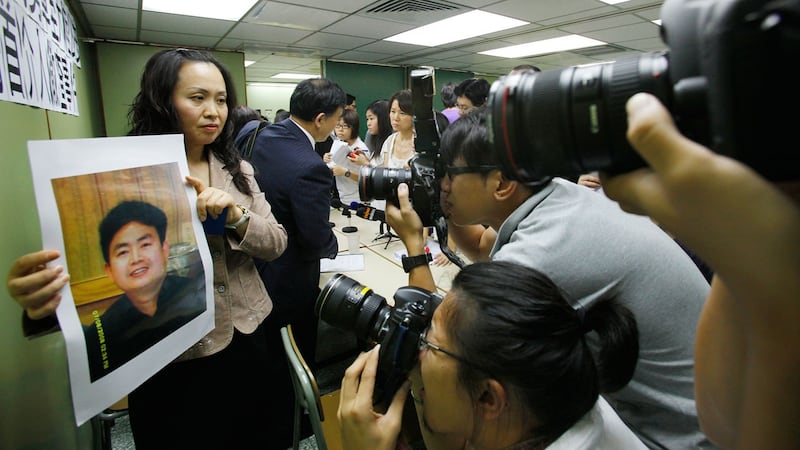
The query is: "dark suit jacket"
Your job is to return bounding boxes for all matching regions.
[247,119,338,327]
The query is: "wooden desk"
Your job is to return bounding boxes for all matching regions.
[327,207,464,295]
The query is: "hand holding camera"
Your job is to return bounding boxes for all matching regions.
[316,273,441,407]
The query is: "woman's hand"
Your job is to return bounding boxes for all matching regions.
[350,150,370,166]
[6,250,69,319]
[339,346,409,450]
[185,176,241,225]
[577,173,601,190]
[323,152,333,164]
[432,253,451,267]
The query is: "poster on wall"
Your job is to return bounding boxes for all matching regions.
[28,134,215,426]
[0,0,81,115]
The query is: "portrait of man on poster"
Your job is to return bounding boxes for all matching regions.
[83,200,205,381]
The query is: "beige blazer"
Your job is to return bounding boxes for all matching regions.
[177,154,287,361]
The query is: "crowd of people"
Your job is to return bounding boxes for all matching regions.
[6,35,799,450]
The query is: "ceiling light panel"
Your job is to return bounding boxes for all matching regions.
[384,10,528,47]
[142,0,258,21]
[480,34,607,58]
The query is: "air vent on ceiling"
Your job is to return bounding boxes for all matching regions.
[366,0,459,14]
[571,44,627,57]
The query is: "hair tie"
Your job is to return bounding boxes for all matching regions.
[575,306,592,334]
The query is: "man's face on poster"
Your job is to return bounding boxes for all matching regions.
[103,221,170,304]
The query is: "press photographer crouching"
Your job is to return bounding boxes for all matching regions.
[336,261,647,449]
[383,106,713,449]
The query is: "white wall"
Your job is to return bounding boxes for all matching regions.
[245,82,297,122]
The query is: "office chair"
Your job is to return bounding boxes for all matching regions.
[92,399,129,450]
[281,325,328,450]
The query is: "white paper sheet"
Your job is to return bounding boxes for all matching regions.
[27,134,215,425]
[320,254,365,272]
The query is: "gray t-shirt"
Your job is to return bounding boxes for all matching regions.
[492,178,714,449]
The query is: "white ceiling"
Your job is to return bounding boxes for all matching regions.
[69,0,666,82]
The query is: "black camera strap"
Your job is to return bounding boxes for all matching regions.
[240,120,268,161]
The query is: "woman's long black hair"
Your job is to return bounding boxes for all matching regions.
[128,48,252,195]
[447,261,639,446]
[364,99,391,160]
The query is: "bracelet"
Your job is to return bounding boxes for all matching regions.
[225,204,250,229]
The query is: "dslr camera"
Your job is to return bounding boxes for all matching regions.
[488,0,799,183]
[316,273,441,407]
[358,67,442,226]
[359,67,464,266]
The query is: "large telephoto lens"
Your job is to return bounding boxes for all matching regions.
[315,273,391,344]
[488,52,672,183]
[358,166,413,202]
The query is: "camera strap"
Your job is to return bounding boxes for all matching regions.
[240,120,269,161]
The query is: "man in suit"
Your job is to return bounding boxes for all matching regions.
[247,78,344,446]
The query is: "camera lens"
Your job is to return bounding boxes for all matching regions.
[488,52,671,182]
[316,273,391,344]
[358,166,413,202]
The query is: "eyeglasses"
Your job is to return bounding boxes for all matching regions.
[444,165,499,178]
[419,328,481,370]
[334,124,351,129]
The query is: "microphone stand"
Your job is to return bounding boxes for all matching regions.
[373,221,399,249]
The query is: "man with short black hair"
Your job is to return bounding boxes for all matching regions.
[85,200,205,381]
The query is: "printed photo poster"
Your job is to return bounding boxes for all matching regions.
[28,134,215,426]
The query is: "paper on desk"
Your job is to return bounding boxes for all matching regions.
[321,254,365,272]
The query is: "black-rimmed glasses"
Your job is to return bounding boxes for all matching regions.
[444,165,499,178]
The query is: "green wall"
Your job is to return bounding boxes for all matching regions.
[0,40,104,450]
[325,61,473,138]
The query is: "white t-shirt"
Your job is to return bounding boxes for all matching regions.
[546,397,647,449]
[329,137,368,206]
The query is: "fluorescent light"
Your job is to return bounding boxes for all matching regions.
[480,35,607,58]
[652,19,662,26]
[385,10,528,47]
[244,60,255,67]
[598,0,630,4]
[142,0,257,21]
[271,73,320,80]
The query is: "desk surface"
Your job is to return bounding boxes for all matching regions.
[326,207,463,295]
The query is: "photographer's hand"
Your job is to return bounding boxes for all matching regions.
[339,346,408,450]
[386,183,425,251]
[386,183,437,291]
[602,92,800,449]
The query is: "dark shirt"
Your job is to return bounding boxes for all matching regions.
[83,275,206,382]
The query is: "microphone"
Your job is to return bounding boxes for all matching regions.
[349,201,386,222]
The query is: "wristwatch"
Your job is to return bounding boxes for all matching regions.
[225,204,251,229]
[344,169,351,178]
[401,253,433,273]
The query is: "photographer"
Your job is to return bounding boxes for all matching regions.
[386,108,714,448]
[601,92,800,449]
[338,261,646,450]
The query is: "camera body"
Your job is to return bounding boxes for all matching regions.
[358,67,443,226]
[316,273,441,406]
[488,0,799,183]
